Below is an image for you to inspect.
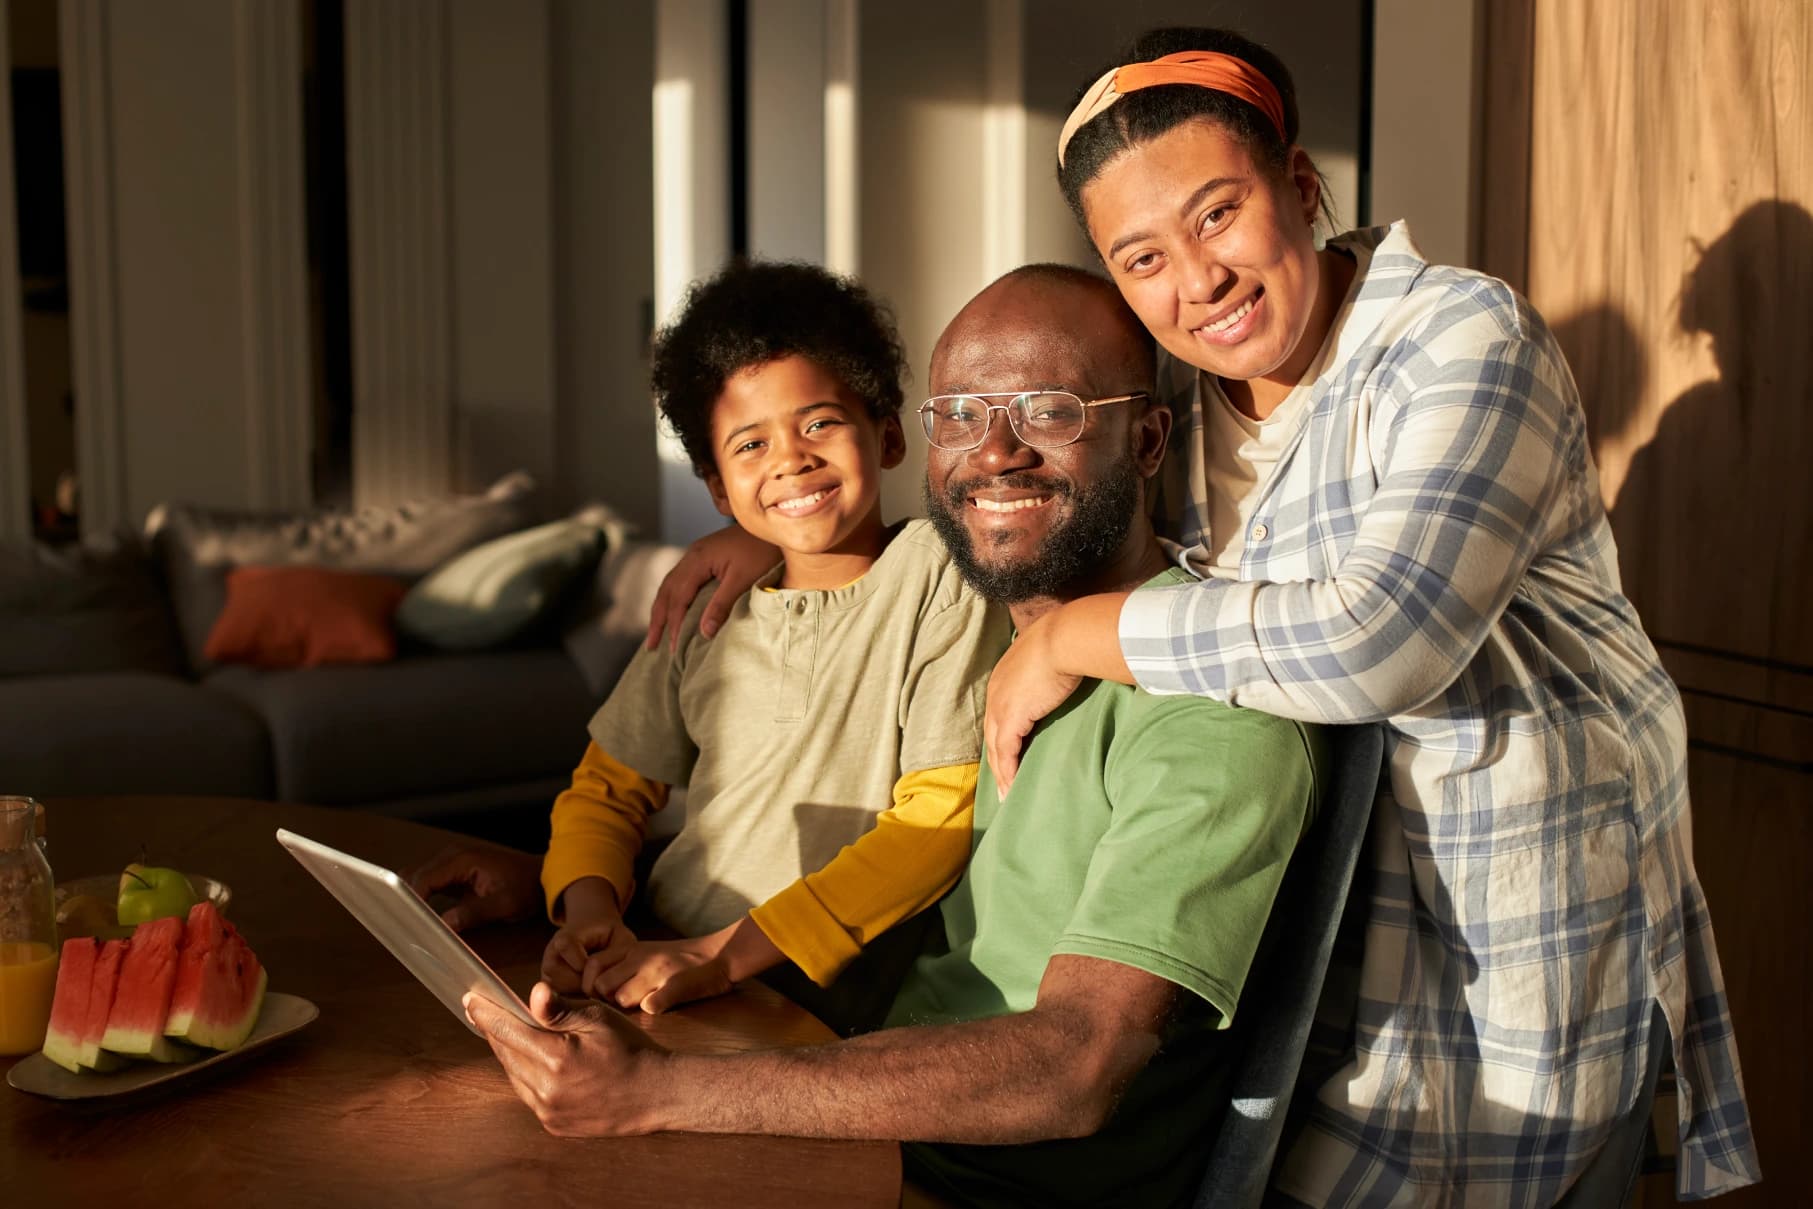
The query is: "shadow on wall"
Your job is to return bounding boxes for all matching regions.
[1549,304,1646,511]
[1550,200,1813,692]
[1557,201,1813,530]
[1619,201,1812,539]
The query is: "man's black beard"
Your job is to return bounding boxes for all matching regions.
[924,454,1139,604]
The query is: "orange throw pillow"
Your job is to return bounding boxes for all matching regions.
[203,566,408,669]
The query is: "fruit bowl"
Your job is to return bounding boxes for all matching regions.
[54,874,232,940]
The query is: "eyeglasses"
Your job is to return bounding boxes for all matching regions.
[916,391,1147,451]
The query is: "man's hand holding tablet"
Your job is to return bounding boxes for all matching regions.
[462,981,671,1137]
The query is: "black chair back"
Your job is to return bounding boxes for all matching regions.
[1194,722,1385,1209]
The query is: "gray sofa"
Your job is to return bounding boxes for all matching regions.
[0,476,679,848]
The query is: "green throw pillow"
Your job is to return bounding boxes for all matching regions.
[396,519,607,651]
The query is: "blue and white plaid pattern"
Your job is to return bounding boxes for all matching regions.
[1123,224,1759,1205]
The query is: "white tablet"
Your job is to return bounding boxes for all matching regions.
[275,828,545,1034]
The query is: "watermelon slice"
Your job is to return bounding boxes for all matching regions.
[101,915,201,1064]
[42,937,99,1073]
[78,939,135,1071]
[165,900,266,1050]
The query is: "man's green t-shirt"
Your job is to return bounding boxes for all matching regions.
[887,570,1328,1208]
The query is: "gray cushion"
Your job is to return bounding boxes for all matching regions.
[147,472,543,674]
[396,518,607,651]
[0,532,185,679]
[0,673,271,799]
[207,648,596,806]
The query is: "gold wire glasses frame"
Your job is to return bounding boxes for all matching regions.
[916,391,1148,451]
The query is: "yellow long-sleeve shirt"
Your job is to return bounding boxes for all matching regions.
[541,741,976,986]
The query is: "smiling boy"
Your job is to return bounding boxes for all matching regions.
[422,261,1011,1033]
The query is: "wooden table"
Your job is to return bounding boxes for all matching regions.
[2,797,900,1206]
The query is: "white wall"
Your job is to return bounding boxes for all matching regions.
[448,0,558,497]
[859,0,993,524]
[652,0,732,543]
[1369,0,1479,268]
[747,0,827,263]
[104,0,251,520]
[551,0,660,536]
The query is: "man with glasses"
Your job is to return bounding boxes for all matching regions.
[465,265,1326,1209]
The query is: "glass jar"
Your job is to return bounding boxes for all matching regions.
[0,796,58,1055]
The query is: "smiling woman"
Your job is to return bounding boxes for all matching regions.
[971,23,1763,1209]
[1076,119,1351,421]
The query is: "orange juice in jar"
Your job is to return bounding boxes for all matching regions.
[0,796,58,1055]
[0,941,58,1053]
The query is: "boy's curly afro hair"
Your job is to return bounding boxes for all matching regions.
[651,260,909,478]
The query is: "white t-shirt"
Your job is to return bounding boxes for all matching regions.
[1200,381,1313,578]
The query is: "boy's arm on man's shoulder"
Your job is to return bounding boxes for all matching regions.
[466,952,1178,1144]
[749,762,978,985]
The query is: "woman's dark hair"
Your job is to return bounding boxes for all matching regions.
[651,260,908,477]
[1057,27,1331,231]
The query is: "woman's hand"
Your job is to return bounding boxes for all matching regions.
[984,593,1138,795]
[646,524,781,652]
[984,616,1083,796]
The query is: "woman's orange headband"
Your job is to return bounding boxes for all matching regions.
[1056,51,1288,168]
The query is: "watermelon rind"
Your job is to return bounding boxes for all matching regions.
[42,938,98,1074]
[85,1048,133,1072]
[137,1036,206,1064]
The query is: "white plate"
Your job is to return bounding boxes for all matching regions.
[5,992,318,1100]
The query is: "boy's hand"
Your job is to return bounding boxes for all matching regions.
[542,917,639,995]
[409,845,541,933]
[646,524,780,652]
[591,938,734,1013]
[589,916,784,1013]
[542,877,637,995]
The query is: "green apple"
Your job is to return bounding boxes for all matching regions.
[117,863,199,926]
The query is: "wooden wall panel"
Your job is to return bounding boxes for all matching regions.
[1473,0,1533,291]
[1529,0,1811,672]
[1523,2,1812,1205]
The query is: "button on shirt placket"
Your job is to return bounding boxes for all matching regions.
[775,593,820,722]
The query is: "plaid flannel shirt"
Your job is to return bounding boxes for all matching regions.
[1122,223,1759,1205]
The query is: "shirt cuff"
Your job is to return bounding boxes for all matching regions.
[749,879,863,987]
[539,841,634,922]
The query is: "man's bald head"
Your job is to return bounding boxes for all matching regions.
[931,264,1155,400]
[922,264,1168,612]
